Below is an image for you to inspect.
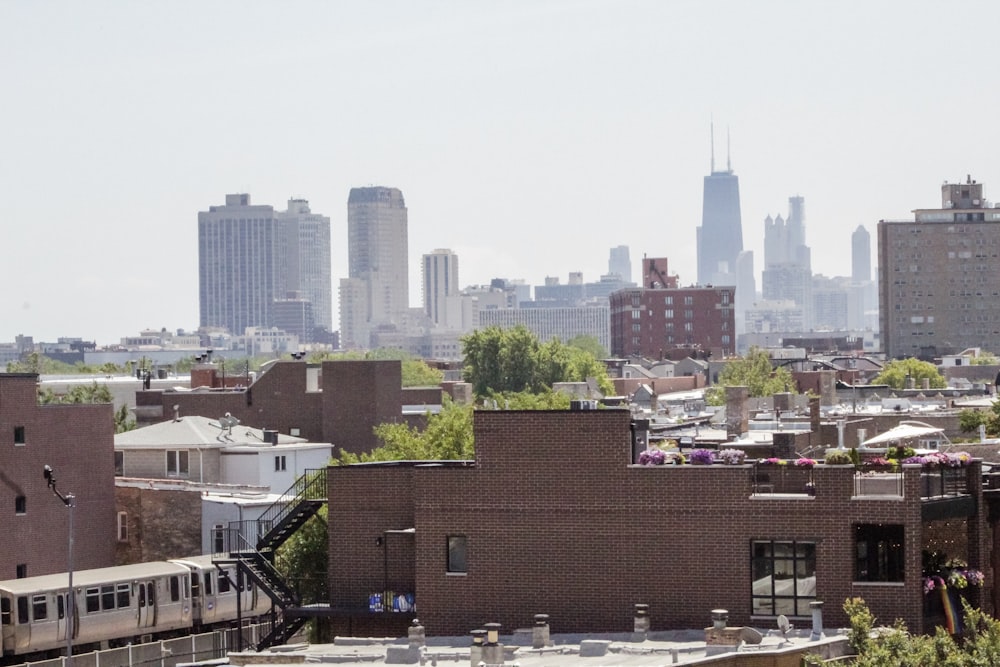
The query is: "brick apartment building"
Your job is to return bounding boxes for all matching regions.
[326,408,992,638]
[0,373,117,578]
[609,286,735,360]
[134,359,443,456]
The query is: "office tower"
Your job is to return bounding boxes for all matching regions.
[278,199,332,332]
[761,196,813,330]
[852,225,872,283]
[878,176,1000,359]
[199,194,332,339]
[422,249,459,327]
[608,245,632,283]
[199,194,281,335]
[342,186,409,348]
[696,128,743,286]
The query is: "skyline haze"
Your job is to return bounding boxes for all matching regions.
[3,1,999,344]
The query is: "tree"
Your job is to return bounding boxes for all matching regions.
[274,504,328,642]
[872,358,946,390]
[461,326,613,397]
[705,347,795,405]
[959,408,990,434]
[566,334,607,360]
[337,399,474,463]
[310,348,443,388]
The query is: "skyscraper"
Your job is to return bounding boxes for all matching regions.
[696,129,743,286]
[851,225,871,283]
[341,186,409,348]
[761,196,813,330]
[278,199,332,331]
[199,194,281,335]
[422,248,459,327]
[199,194,332,339]
[608,245,632,283]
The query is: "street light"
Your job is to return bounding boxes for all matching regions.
[43,465,74,667]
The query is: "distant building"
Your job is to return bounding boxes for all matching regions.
[696,131,743,287]
[341,186,409,348]
[608,245,632,283]
[609,285,735,359]
[198,194,331,337]
[878,177,1000,359]
[422,249,459,327]
[477,305,610,351]
[761,197,813,330]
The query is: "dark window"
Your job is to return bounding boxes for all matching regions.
[117,583,129,607]
[114,451,124,476]
[204,572,213,596]
[17,597,28,624]
[101,585,115,610]
[751,540,816,616]
[86,588,100,613]
[218,573,231,593]
[15,496,25,515]
[0,598,9,625]
[170,576,180,602]
[32,595,46,621]
[447,535,468,573]
[275,455,286,472]
[57,595,64,619]
[13,426,24,445]
[15,564,26,579]
[139,584,146,607]
[855,524,905,582]
[147,582,155,606]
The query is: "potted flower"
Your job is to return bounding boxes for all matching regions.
[717,449,746,465]
[689,448,715,465]
[795,457,817,468]
[638,448,667,465]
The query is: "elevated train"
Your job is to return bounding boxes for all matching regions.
[0,555,269,660]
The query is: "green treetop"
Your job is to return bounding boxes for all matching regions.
[871,358,946,390]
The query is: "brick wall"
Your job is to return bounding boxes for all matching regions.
[0,373,117,576]
[114,486,203,564]
[327,409,988,638]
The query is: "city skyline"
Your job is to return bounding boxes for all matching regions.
[4,1,1000,344]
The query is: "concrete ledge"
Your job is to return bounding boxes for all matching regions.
[579,640,612,657]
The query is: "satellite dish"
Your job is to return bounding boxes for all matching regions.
[777,614,791,637]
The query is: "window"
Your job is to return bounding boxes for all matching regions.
[665,296,673,305]
[15,496,25,515]
[166,450,189,477]
[1,598,10,625]
[447,535,468,574]
[275,455,287,472]
[204,572,213,596]
[664,309,674,319]
[218,572,231,593]
[170,576,180,602]
[13,426,24,445]
[116,583,129,607]
[117,512,128,542]
[15,564,26,579]
[855,524,904,582]
[751,540,816,616]
[17,597,28,624]
[114,451,124,476]
[213,524,225,553]
[86,588,100,613]
[32,595,46,621]
[684,296,694,305]
[101,585,115,610]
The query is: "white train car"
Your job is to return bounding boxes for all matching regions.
[0,561,193,658]
[168,556,269,627]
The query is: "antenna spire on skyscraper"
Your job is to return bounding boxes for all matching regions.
[726,126,732,173]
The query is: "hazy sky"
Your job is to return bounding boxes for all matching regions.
[4,1,1000,345]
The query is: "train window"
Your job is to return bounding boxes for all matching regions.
[204,572,213,596]
[218,573,231,594]
[32,595,46,621]
[1,598,10,625]
[147,583,155,606]
[85,588,100,613]
[184,576,191,599]
[101,585,115,610]
[169,576,180,602]
[117,583,129,607]
[139,584,145,607]
[58,595,64,620]
[191,572,201,598]
[16,597,28,624]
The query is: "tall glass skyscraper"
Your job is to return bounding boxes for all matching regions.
[696,132,743,287]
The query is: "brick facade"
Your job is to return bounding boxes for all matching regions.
[0,373,117,577]
[327,409,990,638]
[136,360,436,456]
[114,485,203,564]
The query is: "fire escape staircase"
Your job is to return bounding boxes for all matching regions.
[215,468,327,651]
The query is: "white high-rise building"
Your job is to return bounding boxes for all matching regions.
[278,199,332,332]
[342,186,409,348]
[422,249,459,327]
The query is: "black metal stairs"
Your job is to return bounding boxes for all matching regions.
[215,468,327,651]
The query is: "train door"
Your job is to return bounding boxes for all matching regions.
[55,591,73,644]
[136,580,157,628]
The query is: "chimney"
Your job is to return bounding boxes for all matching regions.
[632,603,650,642]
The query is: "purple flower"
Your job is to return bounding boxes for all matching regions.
[689,449,715,465]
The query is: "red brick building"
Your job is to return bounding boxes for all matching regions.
[0,373,117,578]
[610,286,736,360]
[135,360,442,456]
[327,408,991,638]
